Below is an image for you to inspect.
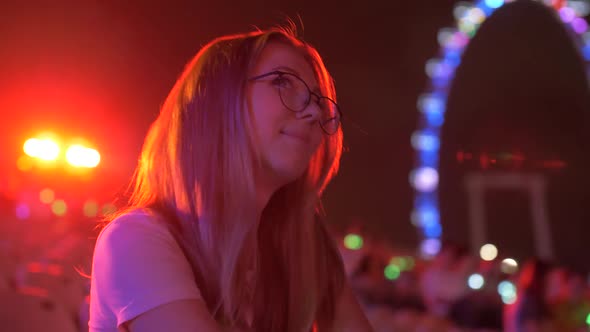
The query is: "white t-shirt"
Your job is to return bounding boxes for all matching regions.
[89,209,202,332]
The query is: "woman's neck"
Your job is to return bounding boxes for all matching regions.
[254,169,285,221]
[256,180,275,221]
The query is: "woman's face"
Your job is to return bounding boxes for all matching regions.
[246,42,324,187]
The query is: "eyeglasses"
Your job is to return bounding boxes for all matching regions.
[248,70,342,135]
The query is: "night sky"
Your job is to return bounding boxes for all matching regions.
[1,1,589,268]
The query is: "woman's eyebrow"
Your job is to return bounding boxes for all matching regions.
[270,65,299,75]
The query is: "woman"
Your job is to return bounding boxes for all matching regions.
[89,23,373,332]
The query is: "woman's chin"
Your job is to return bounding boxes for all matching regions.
[270,161,308,186]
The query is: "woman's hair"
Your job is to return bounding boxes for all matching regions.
[109,22,345,331]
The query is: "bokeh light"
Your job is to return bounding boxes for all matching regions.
[502,293,517,305]
[83,200,99,218]
[384,264,401,280]
[410,167,439,192]
[453,2,473,20]
[559,6,576,23]
[498,280,517,304]
[438,28,455,47]
[66,144,101,168]
[425,58,454,79]
[417,93,445,115]
[411,131,440,152]
[423,222,442,238]
[468,273,485,290]
[480,243,498,261]
[420,238,441,258]
[458,20,477,36]
[447,32,470,50]
[39,188,55,204]
[51,200,67,216]
[411,207,439,227]
[390,256,415,271]
[23,138,60,161]
[501,258,519,274]
[464,7,486,25]
[570,0,590,16]
[484,0,504,9]
[15,203,30,220]
[572,17,588,34]
[344,233,364,250]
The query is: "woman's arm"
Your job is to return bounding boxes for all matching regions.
[123,299,222,332]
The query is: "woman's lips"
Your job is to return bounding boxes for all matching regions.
[280,130,309,143]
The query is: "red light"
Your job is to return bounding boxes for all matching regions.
[457,151,464,163]
[23,137,60,161]
[540,160,566,169]
[65,144,101,168]
[480,153,489,169]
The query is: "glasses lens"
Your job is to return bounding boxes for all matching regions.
[276,73,341,135]
[278,74,309,111]
[319,98,340,134]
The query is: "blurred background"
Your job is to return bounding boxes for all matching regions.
[1,0,589,331]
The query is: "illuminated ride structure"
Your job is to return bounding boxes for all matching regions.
[410,0,590,270]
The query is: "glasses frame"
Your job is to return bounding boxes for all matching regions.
[248,70,342,135]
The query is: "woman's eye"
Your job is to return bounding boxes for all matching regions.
[272,76,292,89]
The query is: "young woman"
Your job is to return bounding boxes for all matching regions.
[89,23,373,332]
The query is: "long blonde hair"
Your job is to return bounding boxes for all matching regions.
[113,23,345,331]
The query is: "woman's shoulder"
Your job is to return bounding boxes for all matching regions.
[93,207,183,264]
[90,207,203,329]
[98,208,170,241]
[104,207,162,228]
